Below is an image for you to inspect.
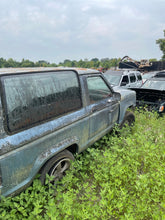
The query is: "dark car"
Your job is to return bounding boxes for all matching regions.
[131,72,165,114]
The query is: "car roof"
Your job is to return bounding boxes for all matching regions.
[0,67,100,76]
[104,69,140,76]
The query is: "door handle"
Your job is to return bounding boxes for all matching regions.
[91,104,105,113]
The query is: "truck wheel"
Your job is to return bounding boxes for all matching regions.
[39,150,74,184]
[120,111,135,128]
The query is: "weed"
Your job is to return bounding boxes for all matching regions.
[0,110,165,219]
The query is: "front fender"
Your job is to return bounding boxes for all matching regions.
[113,87,136,124]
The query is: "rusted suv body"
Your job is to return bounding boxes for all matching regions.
[0,67,136,197]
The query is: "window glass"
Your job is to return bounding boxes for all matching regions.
[137,73,142,81]
[122,75,129,84]
[104,74,121,86]
[1,71,82,132]
[130,74,136,83]
[87,76,112,103]
[142,79,165,90]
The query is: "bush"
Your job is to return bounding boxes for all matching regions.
[0,110,165,219]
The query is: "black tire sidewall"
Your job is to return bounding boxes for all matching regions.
[120,111,135,128]
[39,149,74,184]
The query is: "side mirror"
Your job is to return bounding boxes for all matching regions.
[113,92,121,101]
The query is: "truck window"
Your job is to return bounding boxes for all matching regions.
[121,75,129,84]
[87,76,112,103]
[130,74,136,83]
[137,73,142,81]
[1,71,82,133]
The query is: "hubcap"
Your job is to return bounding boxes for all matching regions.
[49,158,70,182]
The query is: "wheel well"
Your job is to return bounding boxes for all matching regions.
[129,105,135,110]
[38,144,78,176]
[66,144,78,155]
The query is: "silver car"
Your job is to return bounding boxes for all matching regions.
[104,69,143,88]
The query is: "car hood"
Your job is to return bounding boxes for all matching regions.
[130,88,165,102]
[113,86,136,106]
[113,86,136,98]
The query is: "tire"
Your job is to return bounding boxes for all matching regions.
[120,111,135,128]
[39,149,74,185]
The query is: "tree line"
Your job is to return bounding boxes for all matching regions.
[0,57,160,69]
[0,57,121,69]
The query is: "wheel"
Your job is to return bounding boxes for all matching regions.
[39,149,74,184]
[120,111,135,128]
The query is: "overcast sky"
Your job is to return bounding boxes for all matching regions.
[0,0,164,64]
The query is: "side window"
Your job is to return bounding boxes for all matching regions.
[1,71,82,133]
[130,74,136,83]
[121,75,129,84]
[137,73,142,81]
[87,76,112,104]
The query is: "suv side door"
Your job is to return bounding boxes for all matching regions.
[84,74,120,141]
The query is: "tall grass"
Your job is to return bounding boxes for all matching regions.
[0,110,165,219]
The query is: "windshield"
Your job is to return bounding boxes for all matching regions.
[104,74,121,86]
[142,73,154,80]
[142,79,165,90]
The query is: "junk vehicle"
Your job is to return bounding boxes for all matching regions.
[130,71,165,114]
[119,55,165,72]
[103,69,143,88]
[0,67,136,197]
[142,71,158,84]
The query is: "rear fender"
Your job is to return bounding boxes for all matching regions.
[32,136,79,176]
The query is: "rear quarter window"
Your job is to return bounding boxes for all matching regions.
[1,71,82,133]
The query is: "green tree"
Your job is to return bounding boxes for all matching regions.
[36,60,49,67]
[90,58,100,68]
[71,60,77,67]
[7,58,20,67]
[21,59,35,67]
[77,59,84,67]
[63,59,72,67]
[149,58,157,62]
[0,57,7,67]
[156,30,165,60]
[91,58,99,62]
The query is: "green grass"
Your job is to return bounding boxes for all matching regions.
[0,110,165,219]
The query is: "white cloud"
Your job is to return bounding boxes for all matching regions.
[88,0,116,9]
[0,10,21,35]
[81,5,91,12]
[120,6,141,19]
